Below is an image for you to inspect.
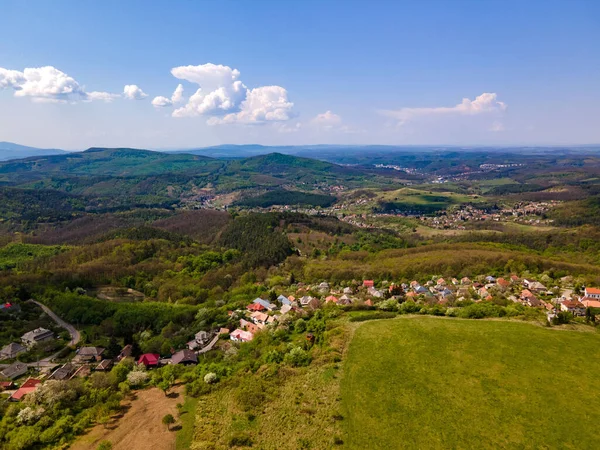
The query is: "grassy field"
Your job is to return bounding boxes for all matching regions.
[341,316,600,449]
[176,395,198,450]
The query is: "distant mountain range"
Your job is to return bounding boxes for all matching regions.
[0,142,68,161]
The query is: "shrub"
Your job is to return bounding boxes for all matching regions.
[126,369,149,387]
[349,312,396,322]
[228,432,253,447]
[204,372,218,384]
[284,347,311,367]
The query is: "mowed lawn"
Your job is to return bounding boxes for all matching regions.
[341,317,600,449]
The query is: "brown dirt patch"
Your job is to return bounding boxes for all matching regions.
[70,386,183,450]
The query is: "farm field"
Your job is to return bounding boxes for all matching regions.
[341,316,600,449]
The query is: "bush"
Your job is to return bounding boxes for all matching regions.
[229,432,253,447]
[204,372,218,384]
[283,347,311,367]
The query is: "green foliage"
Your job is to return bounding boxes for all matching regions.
[0,243,67,270]
[284,347,312,367]
[218,213,293,267]
[236,189,336,208]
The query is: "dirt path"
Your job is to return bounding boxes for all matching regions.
[70,387,183,450]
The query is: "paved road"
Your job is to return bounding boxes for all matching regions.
[197,333,220,355]
[27,299,81,366]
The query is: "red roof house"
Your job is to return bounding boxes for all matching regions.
[10,378,41,401]
[247,303,266,312]
[138,353,160,367]
[363,280,374,288]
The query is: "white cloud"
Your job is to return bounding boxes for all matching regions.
[382,92,507,125]
[208,86,294,125]
[169,63,294,124]
[312,110,343,130]
[86,91,120,102]
[152,84,185,108]
[171,84,184,103]
[151,96,172,108]
[0,65,120,103]
[0,66,86,102]
[123,84,148,100]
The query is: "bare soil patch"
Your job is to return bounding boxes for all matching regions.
[71,386,183,450]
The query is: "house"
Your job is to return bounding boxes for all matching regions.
[277,295,292,306]
[561,300,586,316]
[188,330,212,350]
[410,280,420,288]
[439,288,454,299]
[451,278,459,285]
[414,285,428,294]
[230,329,253,342]
[240,318,263,334]
[318,282,330,292]
[253,298,277,311]
[580,297,600,309]
[496,278,511,290]
[521,289,541,307]
[9,378,41,402]
[584,287,600,300]
[363,280,374,288]
[325,295,339,304]
[0,381,16,390]
[247,302,266,312]
[367,287,383,298]
[0,302,20,313]
[0,342,27,360]
[49,363,76,381]
[74,346,105,363]
[72,365,92,378]
[171,349,198,365]
[138,353,160,367]
[219,327,230,336]
[299,296,315,307]
[364,299,373,307]
[21,328,54,347]
[485,276,496,283]
[338,294,353,305]
[117,344,133,361]
[95,359,114,371]
[478,287,489,298]
[250,311,269,325]
[280,304,292,315]
[510,275,520,283]
[1,361,28,379]
[461,277,472,285]
[437,278,446,286]
[342,287,353,294]
[523,279,547,292]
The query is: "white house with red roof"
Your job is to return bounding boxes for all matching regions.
[584,287,600,299]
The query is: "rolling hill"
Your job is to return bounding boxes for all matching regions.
[0,141,68,161]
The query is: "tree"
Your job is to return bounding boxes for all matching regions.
[162,414,175,431]
[158,380,171,397]
[97,441,113,450]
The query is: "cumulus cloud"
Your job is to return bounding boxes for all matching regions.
[167,63,294,124]
[152,84,185,108]
[0,65,120,103]
[312,110,343,130]
[123,84,148,100]
[382,93,507,125]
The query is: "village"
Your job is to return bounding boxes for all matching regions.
[1,271,598,405]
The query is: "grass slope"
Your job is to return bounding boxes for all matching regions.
[342,317,600,449]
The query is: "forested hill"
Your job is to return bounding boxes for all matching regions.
[0,147,222,177]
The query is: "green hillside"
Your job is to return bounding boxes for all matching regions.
[342,317,600,449]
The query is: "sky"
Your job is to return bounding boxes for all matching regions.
[0,0,599,150]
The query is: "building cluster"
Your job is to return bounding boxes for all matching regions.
[421,201,560,229]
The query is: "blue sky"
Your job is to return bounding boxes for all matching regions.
[0,0,598,149]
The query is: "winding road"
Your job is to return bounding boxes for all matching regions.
[26,299,81,366]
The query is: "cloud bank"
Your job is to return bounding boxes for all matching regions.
[0,66,118,103]
[382,93,507,125]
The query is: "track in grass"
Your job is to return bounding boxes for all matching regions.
[341,317,600,449]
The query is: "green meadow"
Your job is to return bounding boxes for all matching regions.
[341,317,600,449]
